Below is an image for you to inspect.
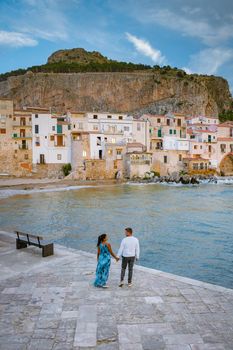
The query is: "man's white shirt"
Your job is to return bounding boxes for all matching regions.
[117,236,140,259]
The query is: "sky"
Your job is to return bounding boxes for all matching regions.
[0,0,233,94]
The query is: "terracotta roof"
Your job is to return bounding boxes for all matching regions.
[127,142,144,147]
[218,122,233,127]
[183,157,209,162]
[189,123,218,127]
[190,130,216,133]
[217,137,233,141]
[127,151,152,155]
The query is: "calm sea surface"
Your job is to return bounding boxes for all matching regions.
[0,183,233,289]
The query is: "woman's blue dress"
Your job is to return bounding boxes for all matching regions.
[94,243,111,287]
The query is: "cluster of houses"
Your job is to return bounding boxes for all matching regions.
[0,98,233,179]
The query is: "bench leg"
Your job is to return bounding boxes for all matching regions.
[16,239,27,249]
[42,243,54,257]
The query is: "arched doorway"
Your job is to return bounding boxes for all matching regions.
[220,153,233,176]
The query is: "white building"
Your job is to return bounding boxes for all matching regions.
[163,136,189,151]
[32,112,71,165]
[84,112,133,159]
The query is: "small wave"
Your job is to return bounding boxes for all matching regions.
[0,185,95,199]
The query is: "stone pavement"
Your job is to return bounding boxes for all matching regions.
[1,231,233,350]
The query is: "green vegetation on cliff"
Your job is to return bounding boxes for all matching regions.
[0,61,153,82]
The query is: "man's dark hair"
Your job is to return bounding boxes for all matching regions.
[125,227,133,234]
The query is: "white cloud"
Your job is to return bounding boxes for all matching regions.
[128,5,233,47]
[185,48,233,75]
[126,32,166,65]
[0,30,37,47]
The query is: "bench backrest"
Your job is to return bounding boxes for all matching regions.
[15,231,44,240]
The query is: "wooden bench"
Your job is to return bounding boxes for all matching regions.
[15,231,54,257]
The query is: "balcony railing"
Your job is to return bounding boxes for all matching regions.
[12,133,32,139]
[13,121,32,127]
[18,144,29,150]
[54,143,66,147]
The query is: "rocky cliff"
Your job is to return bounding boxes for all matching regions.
[0,49,232,116]
[47,48,110,65]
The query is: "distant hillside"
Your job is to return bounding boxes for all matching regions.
[0,48,232,120]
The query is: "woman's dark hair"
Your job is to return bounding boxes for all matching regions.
[97,234,107,247]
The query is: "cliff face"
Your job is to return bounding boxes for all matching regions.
[0,70,231,116]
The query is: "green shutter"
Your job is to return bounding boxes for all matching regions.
[158,129,162,137]
[174,130,176,134]
[57,125,62,134]
[169,129,172,135]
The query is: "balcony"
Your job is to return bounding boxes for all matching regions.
[18,144,29,150]
[54,143,66,147]
[12,133,32,139]
[13,121,32,127]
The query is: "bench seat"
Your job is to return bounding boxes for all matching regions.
[15,231,54,257]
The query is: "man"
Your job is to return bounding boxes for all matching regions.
[117,227,140,287]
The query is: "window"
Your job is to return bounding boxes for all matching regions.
[112,138,116,144]
[230,144,233,152]
[200,163,204,169]
[157,118,161,123]
[169,129,172,135]
[137,123,141,131]
[177,119,181,126]
[193,163,198,170]
[167,119,170,126]
[220,144,226,153]
[68,124,71,130]
[208,145,211,152]
[200,145,202,149]
[190,135,195,139]
[97,136,101,146]
[179,154,182,161]
[35,114,38,118]
[78,122,83,130]
[50,135,54,141]
[35,125,39,134]
[174,130,176,135]
[82,150,87,157]
[52,126,55,131]
[35,137,40,146]
[24,154,29,160]
[57,154,62,160]
[93,124,99,131]
[124,126,130,131]
[107,115,112,119]
[104,137,107,142]
[0,128,6,134]
[108,149,113,155]
[164,155,167,164]
[93,115,98,119]
[45,136,47,139]
[118,116,123,120]
[116,149,122,155]
[194,145,198,149]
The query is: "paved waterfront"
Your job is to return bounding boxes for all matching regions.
[1,231,233,350]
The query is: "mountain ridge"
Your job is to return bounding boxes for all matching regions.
[0,48,232,120]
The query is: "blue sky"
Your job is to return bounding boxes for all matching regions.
[0,0,233,94]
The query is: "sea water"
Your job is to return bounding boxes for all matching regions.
[0,181,232,289]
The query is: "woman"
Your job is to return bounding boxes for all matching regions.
[94,233,119,288]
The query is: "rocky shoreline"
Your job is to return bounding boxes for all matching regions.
[130,174,222,185]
